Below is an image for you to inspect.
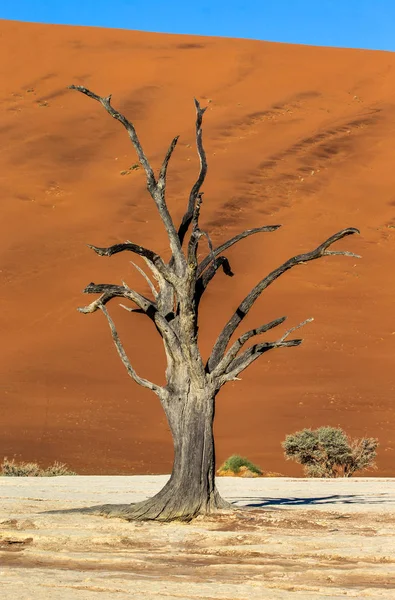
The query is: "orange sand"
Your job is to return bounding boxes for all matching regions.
[1,20,395,475]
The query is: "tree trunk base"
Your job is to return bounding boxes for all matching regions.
[77,486,232,522]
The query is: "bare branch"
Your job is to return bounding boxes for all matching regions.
[78,282,184,364]
[208,227,360,371]
[324,250,361,258]
[141,256,175,318]
[150,188,185,274]
[187,193,204,268]
[220,318,314,383]
[195,256,234,307]
[86,241,176,286]
[120,304,145,314]
[200,227,215,262]
[158,136,179,189]
[69,85,184,272]
[88,241,156,262]
[212,316,287,376]
[220,338,303,384]
[278,317,314,342]
[69,85,156,188]
[99,304,163,396]
[177,99,208,245]
[191,192,204,233]
[197,225,281,277]
[140,255,166,288]
[130,261,158,298]
[78,283,152,314]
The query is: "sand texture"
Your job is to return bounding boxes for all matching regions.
[1,476,395,598]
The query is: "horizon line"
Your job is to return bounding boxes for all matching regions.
[1,17,394,55]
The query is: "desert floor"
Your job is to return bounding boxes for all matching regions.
[1,19,395,476]
[1,476,395,598]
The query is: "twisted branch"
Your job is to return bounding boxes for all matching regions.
[177,99,208,245]
[99,304,163,395]
[78,282,182,360]
[158,136,179,190]
[86,241,177,286]
[195,256,234,308]
[212,316,287,376]
[130,261,158,298]
[69,85,184,271]
[197,225,281,277]
[220,318,314,383]
[187,193,204,269]
[78,283,152,314]
[69,85,156,186]
[220,339,303,384]
[208,227,360,371]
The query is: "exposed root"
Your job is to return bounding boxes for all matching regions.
[56,488,233,523]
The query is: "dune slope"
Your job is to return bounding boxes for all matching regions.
[1,20,395,475]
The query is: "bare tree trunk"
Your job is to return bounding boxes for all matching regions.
[94,386,230,522]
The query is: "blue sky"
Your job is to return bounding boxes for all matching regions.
[1,1,394,52]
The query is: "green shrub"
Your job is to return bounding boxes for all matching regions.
[219,454,263,476]
[1,457,76,477]
[282,427,378,477]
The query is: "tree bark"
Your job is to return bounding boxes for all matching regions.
[92,387,230,522]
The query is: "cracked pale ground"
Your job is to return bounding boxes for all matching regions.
[1,476,395,599]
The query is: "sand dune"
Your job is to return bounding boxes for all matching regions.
[1,19,395,475]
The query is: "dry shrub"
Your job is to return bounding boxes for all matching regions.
[282,427,378,477]
[1,457,76,477]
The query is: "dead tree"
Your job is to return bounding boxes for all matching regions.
[70,85,360,522]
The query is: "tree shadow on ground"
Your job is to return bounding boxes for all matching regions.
[40,495,389,517]
[41,503,133,516]
[233,494,388,508]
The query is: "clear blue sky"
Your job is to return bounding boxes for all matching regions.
[1,1,394,52]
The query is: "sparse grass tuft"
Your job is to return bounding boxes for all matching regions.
[120,163,140,175]
[41,461,77,476]
[1,457,76,477]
